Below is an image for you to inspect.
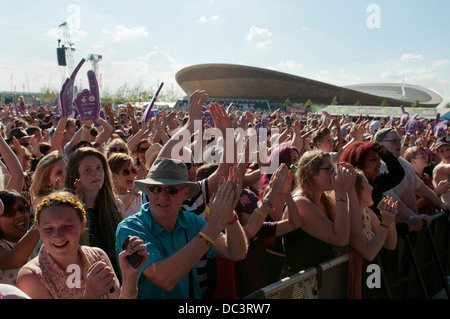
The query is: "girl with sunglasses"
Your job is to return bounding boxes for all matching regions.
[281,149,358,276]
[0,190,40,286]
[108,153,144,218]
[65,147,124,277]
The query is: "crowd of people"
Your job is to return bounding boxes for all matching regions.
[0,89,449,300]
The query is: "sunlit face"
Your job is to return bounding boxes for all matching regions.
[358,175,374,208]
[317,134,335,152]
[137,142,150,163]
[146,184,189,219]
[362,150,381,182]
[113,163,137,193]
[312,156,335,191]
[380,131,402,157]
[437,145,450,163]
[65,121,77,136]
[410,150,429,171]
[48,159,67,190]
[0,198,30,242]
[38,206,84,263]
[78,156,104,191]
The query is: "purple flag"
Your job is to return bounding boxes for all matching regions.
[142,82,164,122]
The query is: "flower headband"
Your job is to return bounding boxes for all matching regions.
[34,194,86,224]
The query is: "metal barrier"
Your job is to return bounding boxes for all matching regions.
[245,211,450,299]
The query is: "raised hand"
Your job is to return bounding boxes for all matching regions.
[379,196,398,230]
[74,70,101,122]
[60,58,86,117]
[208,176,237,230]
[187,90,208,121]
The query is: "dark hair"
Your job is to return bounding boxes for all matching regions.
[0,189,28,213]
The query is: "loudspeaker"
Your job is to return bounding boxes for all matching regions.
[57,47,66,66]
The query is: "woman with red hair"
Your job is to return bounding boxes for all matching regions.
[340,141,405,218]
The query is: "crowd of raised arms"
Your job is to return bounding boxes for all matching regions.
[1,88,449,300]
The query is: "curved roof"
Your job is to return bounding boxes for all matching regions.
[343,83,442,106]
[175,64,442,107]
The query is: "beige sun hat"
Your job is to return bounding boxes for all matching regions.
[145,143,163,170]
[135,157,200,198]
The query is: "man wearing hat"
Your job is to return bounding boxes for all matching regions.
[431,136,450,204]
[115,157,247,299]
[155,91,239,297]
[7,127,32,147]
[375,128,450,230]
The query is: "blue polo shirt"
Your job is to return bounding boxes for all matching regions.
[115,202,208,299]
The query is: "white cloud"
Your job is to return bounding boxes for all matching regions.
[196,15,219,23]
[46,27,88,42]
[434,59,449,67]
[102,25,148,41]
[246,25,272,41]
[401,53,423,61]
[256,40,272,48]
[247,25,272,48]
[278,60,303,69]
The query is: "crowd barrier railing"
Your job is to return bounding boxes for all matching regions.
[244,211,450,299]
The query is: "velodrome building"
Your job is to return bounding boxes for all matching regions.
[175,63,443,108]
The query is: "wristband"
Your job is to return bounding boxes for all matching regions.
[197,232,214,247]
[380,223,391,231]
[227,212,238,225]
[254,207,268,219]
[262,197,275,210]
[120,287,138,299]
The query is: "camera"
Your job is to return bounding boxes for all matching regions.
[121,236,143,268]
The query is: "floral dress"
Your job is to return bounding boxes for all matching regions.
[21,245,106,299]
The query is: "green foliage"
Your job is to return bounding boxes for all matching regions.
[354,100,361,106]
[411,99,421,108]
[331,96,339,105]
[381,100,389,107]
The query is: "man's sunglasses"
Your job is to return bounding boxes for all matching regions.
[146,185,187,195]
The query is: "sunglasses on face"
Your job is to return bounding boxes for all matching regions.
[109,147,127,153]
[146,185,187,195]
[122,167,137,176]
[2,205,29,218]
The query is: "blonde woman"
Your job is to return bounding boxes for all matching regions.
[29,151,67,210]
[17,191,148,299]
[282,149,356,274]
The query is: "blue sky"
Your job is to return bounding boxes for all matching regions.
[1,0,449,106]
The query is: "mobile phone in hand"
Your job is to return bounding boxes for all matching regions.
[122,236,143,268]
